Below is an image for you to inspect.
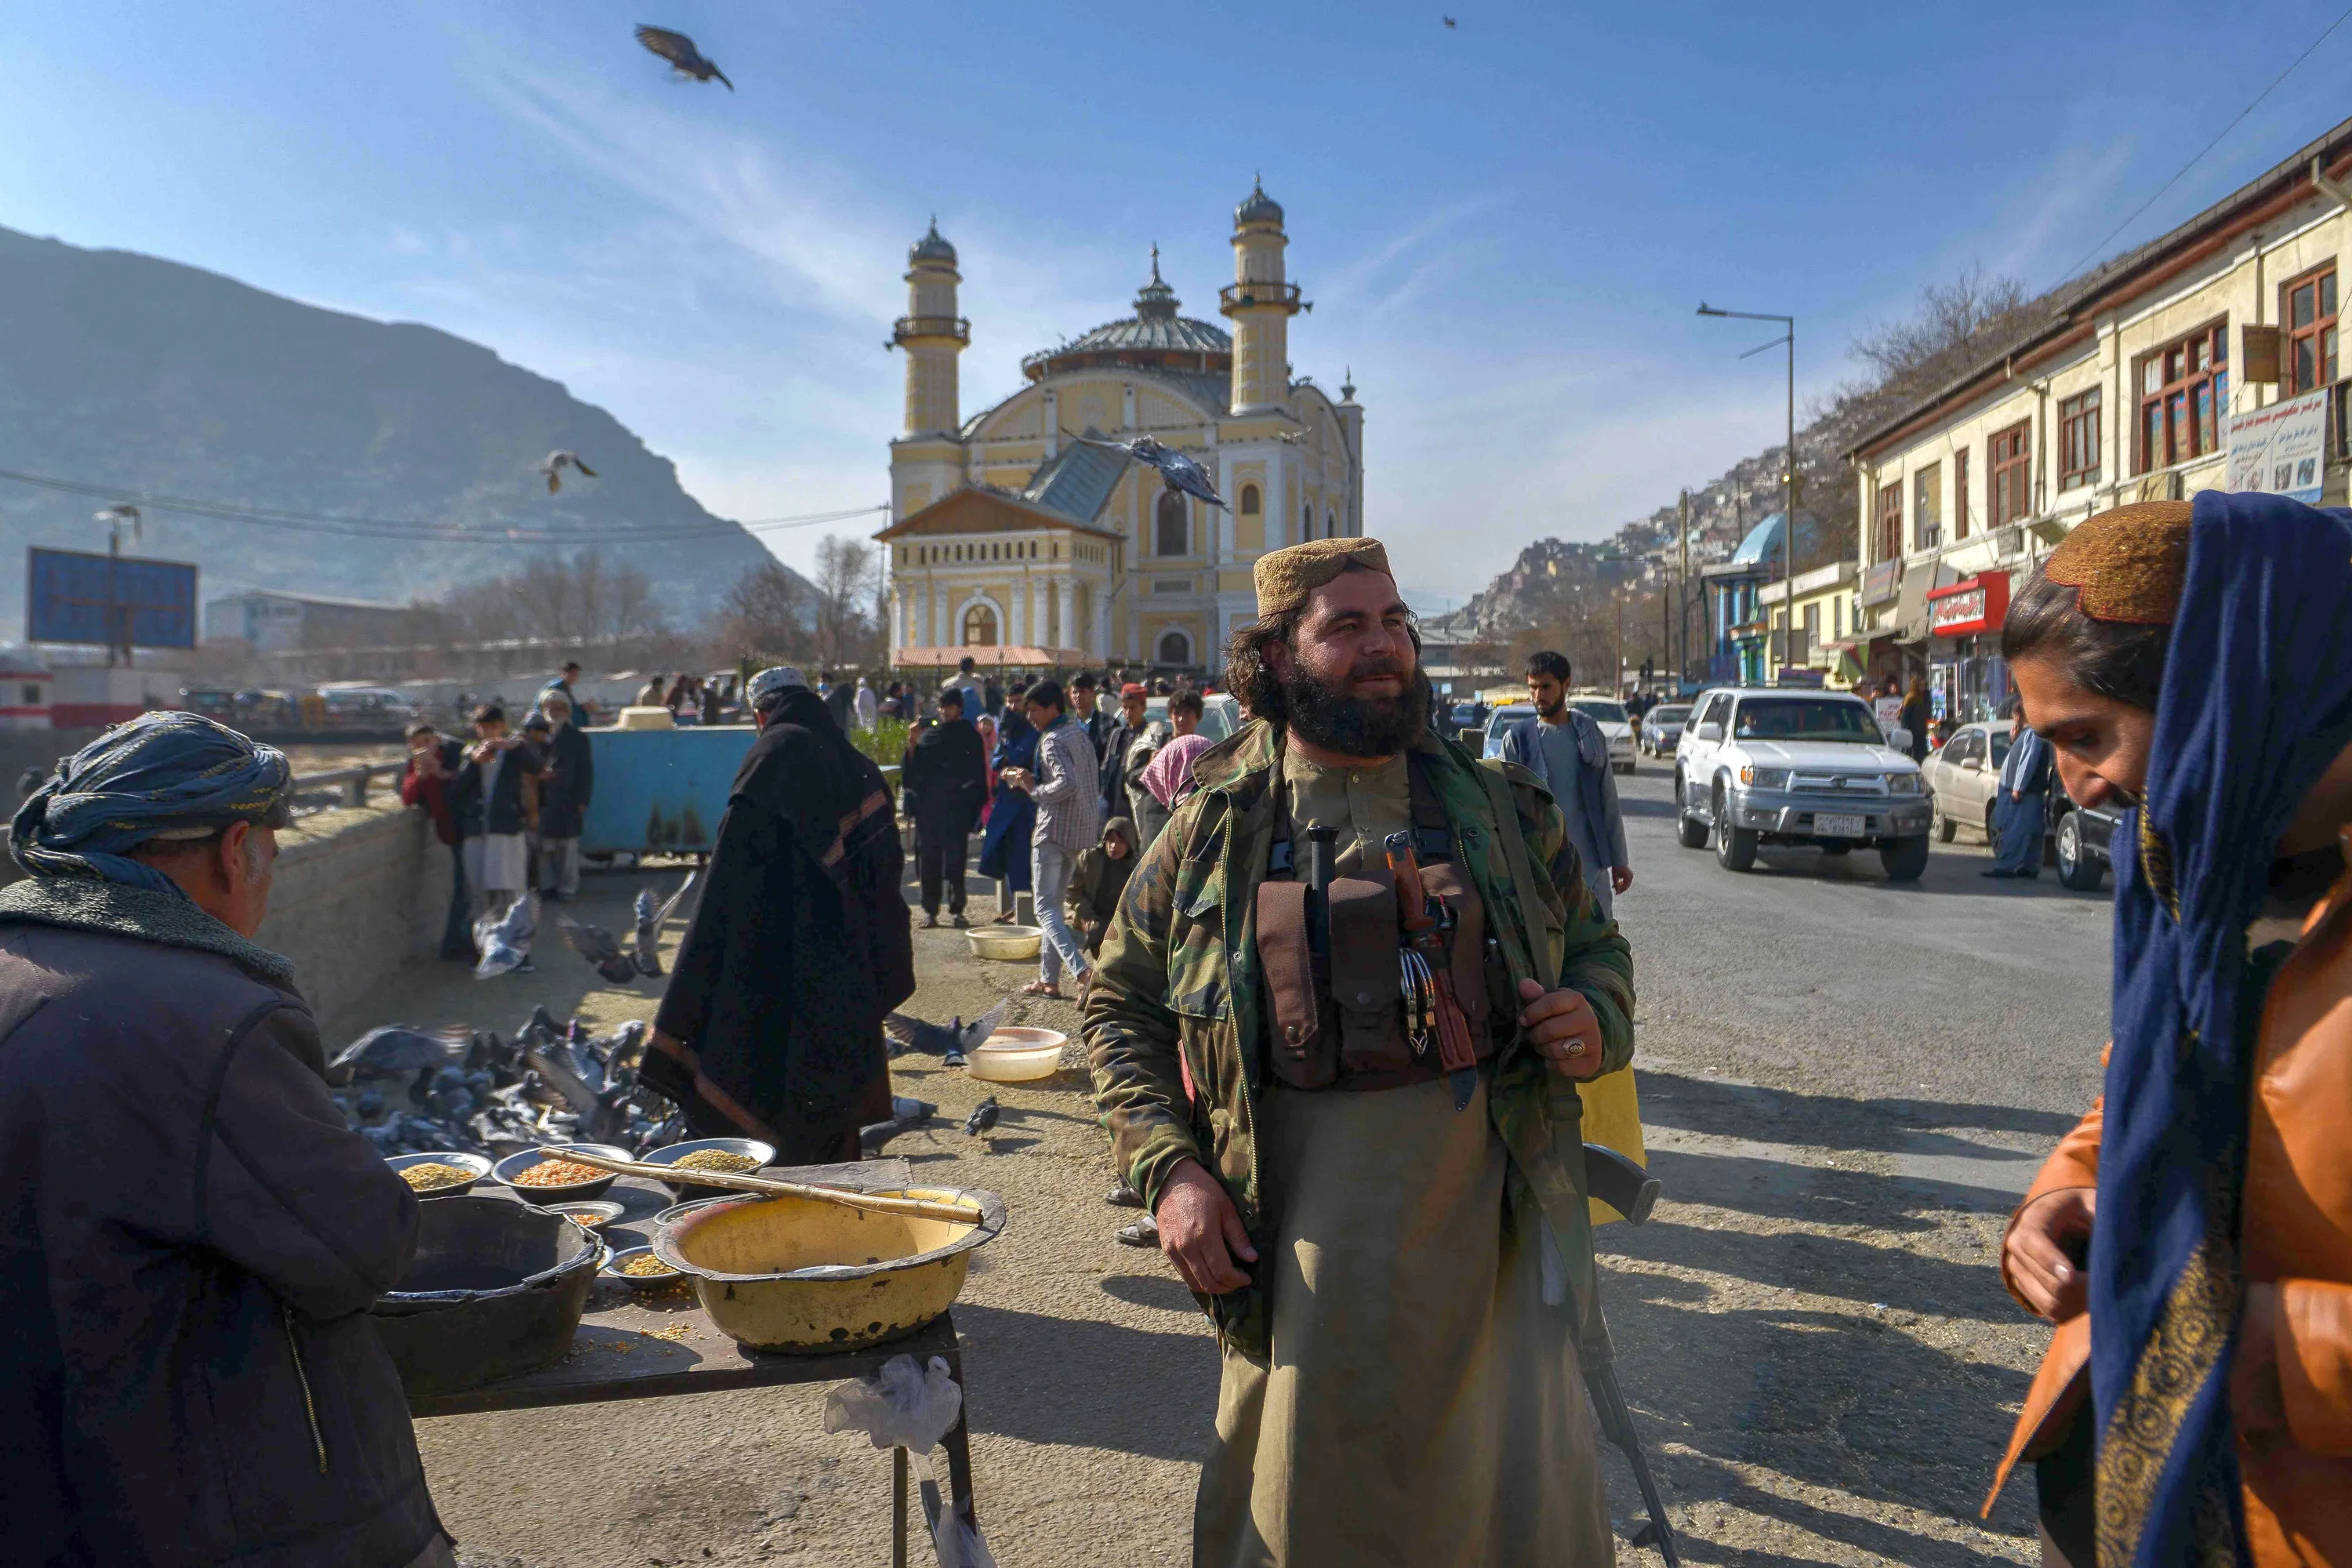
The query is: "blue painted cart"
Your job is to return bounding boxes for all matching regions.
[580,724,757,859]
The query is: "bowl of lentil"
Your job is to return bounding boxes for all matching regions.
[636,1137,777,1201]
[538,1199,627,1234]
[387,1151,493,1197]
[492,1143,632,1204]
[602,1244,687,1294]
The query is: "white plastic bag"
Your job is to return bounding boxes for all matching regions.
[823,1354,997,1567]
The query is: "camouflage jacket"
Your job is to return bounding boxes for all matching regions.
[1083,720,1637,1359]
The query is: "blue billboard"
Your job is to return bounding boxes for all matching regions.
[27,547,199,650]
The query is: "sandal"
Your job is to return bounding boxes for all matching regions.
[1105,1183,1145,1209]
[990,909,1018,925]
[1116,1218,1160,1247]
[1022,981,1065,999]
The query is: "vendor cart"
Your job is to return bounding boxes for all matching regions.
[579,724,758,861]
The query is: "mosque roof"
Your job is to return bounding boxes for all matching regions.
[909,220,956,265]
[1730,513,1788,565]
[1022,251,1232,381]
[1021,434,1130,524]
[1236,178,1283,227]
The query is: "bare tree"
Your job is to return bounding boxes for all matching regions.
[1850,263,2034,388]
[717,559,814,666]
[811,535,883,670]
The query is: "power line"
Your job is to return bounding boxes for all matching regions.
[0,466,885,545]
[2056,3,2352,286]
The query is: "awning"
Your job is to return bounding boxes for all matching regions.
[1893,562,1936,645]
[891,645,1094,668]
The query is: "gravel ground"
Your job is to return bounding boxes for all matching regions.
[364,757,2111,1566]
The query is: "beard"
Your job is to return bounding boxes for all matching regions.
[1281,657,1432,758]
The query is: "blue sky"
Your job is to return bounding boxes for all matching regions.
[5,2,2350,608]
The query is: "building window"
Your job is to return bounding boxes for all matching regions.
[2285,267,2339,395]
[2059,388,2102,491]
[1240,484,1261,515]
[1954,447,1971,540]
[1989,419,2032,527]
[961,604,998,646]
[1913,462,1942,552]
[1156,492,1189,556]
[1875,481,1902,562]
[1832,595,1843,641]
[1326,509,1338,536]
[1302,503,1315,541]
[1156,628,1191,666]
[2136,321,2228,473]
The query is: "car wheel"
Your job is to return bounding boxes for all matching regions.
[2057,811,2106,891]
[1675,773,1708,849]
[1984,803,2002,850]
[1934,804,1956,843]
[1880,837,1930,881]
[1713,786,1756,872]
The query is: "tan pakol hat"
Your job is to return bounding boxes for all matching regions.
[2042,501,2192,625]
[1252,536,1394,617]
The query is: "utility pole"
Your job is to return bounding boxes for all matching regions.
[1697,303,1796,680]
[1676,489,1690,691]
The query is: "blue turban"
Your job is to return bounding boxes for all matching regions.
[10,711,294,896]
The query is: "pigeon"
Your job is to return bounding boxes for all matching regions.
[1443,15,1457,27]
[634,24,733,89]
[473,895,538,979]
[534,450,597,495]
[631,887,664,976]
[962,1097,1000,1137]
[858,1097,939,1156]
[326,1024,470,1085]
[523,1044,601,1120]
[1074,434,1227,510]
[559,917,641,984]
[884,999,1008,1061]
[654,870,701,929]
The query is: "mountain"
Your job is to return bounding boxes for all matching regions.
[0,223,800,642]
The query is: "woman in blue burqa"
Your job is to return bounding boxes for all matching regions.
[1987,492,2352,1566]
[977,705,1036,924]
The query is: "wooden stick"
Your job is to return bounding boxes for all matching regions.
[553,1149,985,1225]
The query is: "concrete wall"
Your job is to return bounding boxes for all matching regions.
[256,797,452,1040]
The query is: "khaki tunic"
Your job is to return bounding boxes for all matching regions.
[1192,753,1612,1567]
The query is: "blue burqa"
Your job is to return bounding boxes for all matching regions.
[2090,492,2352,1563]
[978,711,1037,891]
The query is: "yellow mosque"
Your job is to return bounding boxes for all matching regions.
[878,180,1364,674]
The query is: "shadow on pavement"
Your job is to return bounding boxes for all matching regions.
[1637,1071,2079,1151]
[953,1302,1218,1464]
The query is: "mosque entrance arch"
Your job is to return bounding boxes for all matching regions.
[961,603,1000,647]
[1156,627,1192,666]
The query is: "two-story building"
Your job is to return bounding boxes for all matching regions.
[1846,115,2352,735]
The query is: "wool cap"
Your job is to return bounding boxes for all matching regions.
[1252,536,1394,617]
[2042,501,2192,625]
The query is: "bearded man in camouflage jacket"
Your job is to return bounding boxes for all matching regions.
[1083,537,1637,1566]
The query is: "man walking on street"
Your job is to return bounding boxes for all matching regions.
[1086,537,1636,1566]
[0,712,452,1568]
[1500,651,1634,918]
[1003,679,1100,1000]
[902,688,989,927]
[646,666,914,1162]
[1984,700,2052,880]
[1101,681,1149,820]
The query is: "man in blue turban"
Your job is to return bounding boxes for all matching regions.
[0,711,452,1568]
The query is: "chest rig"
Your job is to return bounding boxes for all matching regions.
[1254,753,1515,1096]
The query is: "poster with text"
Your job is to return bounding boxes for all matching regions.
[2226,390,2328,503]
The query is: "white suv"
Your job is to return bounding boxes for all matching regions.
[1673,687,1934,880]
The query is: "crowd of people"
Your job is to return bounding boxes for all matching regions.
[4,499,2348,1567]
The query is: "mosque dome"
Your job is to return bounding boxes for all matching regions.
[1020,249,1232,382]
[908,220,957,266]
[1234,178,1284,227]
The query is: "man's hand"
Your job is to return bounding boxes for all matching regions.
[1154,1159,1257,1294]
[1610,865,1634,895]
[2233,1281,2288,1441]
[1517,977,1603,1079]
[2005,1187,2095,1321]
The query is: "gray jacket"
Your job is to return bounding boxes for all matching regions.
[1498,709,1628,915]
[0,878,441,1568]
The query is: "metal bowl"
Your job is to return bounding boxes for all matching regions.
[492,1142,632,1204]
[537,1199,627,1234]
[637,1137,777,1201]
[652,1193,740,1229]
[655,1185,1006,1353]
[372,1196,602,1396]
[386,1151,493,1198]
[602,1243,688,1294]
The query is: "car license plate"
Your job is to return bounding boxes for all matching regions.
[1817,813,1866,839]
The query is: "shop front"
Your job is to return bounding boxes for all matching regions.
[1925,572,2012,743]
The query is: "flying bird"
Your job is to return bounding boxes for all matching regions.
[631,887,664,976]
[884,999,1008,1061]
[1074,434,1227,510]
[1443,16,1457,27]
[473,894,538,979]
[963,1096,1000,1137]
[326,1024,471,1086]
[535,451,597,495]
[559,918,641,985]
[635,25,733,89]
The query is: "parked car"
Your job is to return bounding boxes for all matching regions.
[2049,776,2123,891]
[1920,720,2012,846]
[1445,699,1489,744]
[1639,702,1692,757]
[1672,686,1933,879]
[1143,691,1242,744]
[1482,704,1534,760]
[1568,695,1638,774]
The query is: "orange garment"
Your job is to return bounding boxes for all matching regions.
[1989,833,2352,1563]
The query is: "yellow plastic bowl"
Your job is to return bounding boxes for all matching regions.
[966,1027,1068,1082]
[654,1186,1006,1354]
[967,924,1043,961]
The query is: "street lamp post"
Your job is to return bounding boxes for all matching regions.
[1697,304,1795,682]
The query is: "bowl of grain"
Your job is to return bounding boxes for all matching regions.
[602,1244,687,1294]
[492,1143,632,1204]
[637,1137,777,1201]
[538,1199,627,1235]
[387,1152,494,1198]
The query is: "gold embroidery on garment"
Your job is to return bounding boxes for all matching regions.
[2138,810,2181,923]
[2094,1191,2243,1567]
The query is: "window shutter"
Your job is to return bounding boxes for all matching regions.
[2243,325,2281,384]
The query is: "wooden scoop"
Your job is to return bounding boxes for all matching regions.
[554,1149,985,1225]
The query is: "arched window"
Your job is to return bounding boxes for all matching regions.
[1156,491,1189,556]
[1240,484,1261,515]
[1301,503,1314,541]
[961,604,998,647]
[1156,627,1192,666]
[1326,509,1338,538]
